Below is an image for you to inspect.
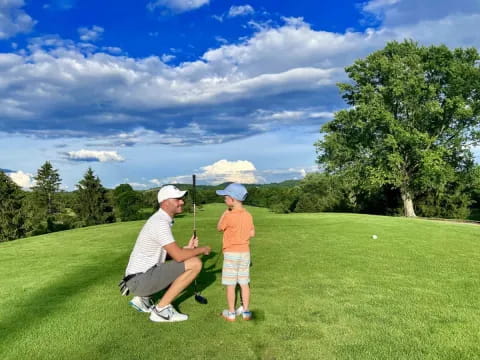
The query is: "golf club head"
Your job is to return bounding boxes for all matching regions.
[195,293,208,304]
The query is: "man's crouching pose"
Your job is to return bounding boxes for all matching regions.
[121,185,211,322]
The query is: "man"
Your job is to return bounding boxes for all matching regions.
[121,185,211,322]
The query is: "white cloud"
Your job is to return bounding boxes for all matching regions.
[215,36,228,44]
[78,25,104,42]
[0,13,480,146]
[161,54,176,63]
[0,0,35,39]
[362,0,480,26]
[149,159,262,185]
[199,159,262,184]
[147,161,317,186]
[228,5,254,18]
[363,0,400,14]
[102,46,122,54]
[147,0,209,13]
[65,149,124,162]
[127,182,149,189]
[212,14,223,22]
[7,170,34,189]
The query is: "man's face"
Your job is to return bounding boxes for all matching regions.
[163,197,184,215]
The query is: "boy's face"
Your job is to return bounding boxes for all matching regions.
[224,195,235,208]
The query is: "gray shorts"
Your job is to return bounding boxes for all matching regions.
[126,261,185,297]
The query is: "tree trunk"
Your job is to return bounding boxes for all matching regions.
[401,190,416,217]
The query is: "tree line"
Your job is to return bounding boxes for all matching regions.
[2,162,480,243]
[0,163,152,242]
[2,40,480,242]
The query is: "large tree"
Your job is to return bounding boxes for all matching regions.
[0,171,26,241]
[75,168,114,226]
[316,40,480,217]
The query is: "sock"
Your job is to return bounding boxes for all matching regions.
[156,304,170,311]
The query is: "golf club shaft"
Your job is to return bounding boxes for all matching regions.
[192,174,196,238]
[192,174,199,293]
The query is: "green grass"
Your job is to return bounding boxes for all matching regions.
[1,204,479,359]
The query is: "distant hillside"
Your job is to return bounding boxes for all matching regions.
[143,179,300,193]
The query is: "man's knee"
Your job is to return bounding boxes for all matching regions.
[185,256,202,273]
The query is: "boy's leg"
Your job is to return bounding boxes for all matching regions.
[157,256,202,308]
[222,252,240,312]
[238,252,251,311]
[226,285,236,312]
[239,284,250,311]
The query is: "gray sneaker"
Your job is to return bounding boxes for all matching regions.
[129,296,153,313]
[150,305,188,322]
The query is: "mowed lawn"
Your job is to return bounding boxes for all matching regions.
[1,204,479,359]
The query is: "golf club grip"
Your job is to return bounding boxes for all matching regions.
[192,174,196,205]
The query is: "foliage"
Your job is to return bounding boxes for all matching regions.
[113,184,143,221]
[244,186,298,213]
[75,168,115,226]
[0,171,26,241]
[316,40,480,217]
[294,173,351,213]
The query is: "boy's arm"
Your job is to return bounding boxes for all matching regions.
[249,213,255,237]
[217,210,229,231]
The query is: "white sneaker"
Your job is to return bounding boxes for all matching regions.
[149,305,188,322]
[222,310,236,322]
[235,306,244,316]
[129,296,153,313]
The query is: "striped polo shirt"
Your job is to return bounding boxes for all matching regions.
[125,209,175,275]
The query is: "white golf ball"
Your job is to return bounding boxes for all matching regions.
[372,235,378,239]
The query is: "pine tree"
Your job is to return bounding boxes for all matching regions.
[75,168,114,226]
[31,161,62,216]
[0,171,26,241]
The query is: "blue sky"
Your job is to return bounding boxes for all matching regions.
[1,0,480,190]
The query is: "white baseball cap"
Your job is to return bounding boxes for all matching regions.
[157,185,188,203]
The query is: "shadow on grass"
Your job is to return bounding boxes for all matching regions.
[0,253,126,346]
[151,251,222,307]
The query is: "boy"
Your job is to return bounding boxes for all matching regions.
[216,183,255,321]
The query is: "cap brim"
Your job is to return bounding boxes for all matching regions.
[174,190,188,198]
[216,190,228,196]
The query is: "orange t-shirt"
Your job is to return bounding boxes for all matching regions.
[218,208,254,252]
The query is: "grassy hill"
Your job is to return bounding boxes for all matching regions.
[1,204,479,359]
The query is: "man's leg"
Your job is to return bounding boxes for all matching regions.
[156,256,202,308]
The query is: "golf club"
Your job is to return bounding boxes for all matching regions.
[192,174,208,305]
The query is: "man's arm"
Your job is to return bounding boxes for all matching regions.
[164,242,210,262]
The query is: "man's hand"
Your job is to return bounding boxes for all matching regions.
[200,246,211,255]
[186,235,199,249]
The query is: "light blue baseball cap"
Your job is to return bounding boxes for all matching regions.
[216,183,248,201]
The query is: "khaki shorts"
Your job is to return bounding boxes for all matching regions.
[126,261,185,297]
